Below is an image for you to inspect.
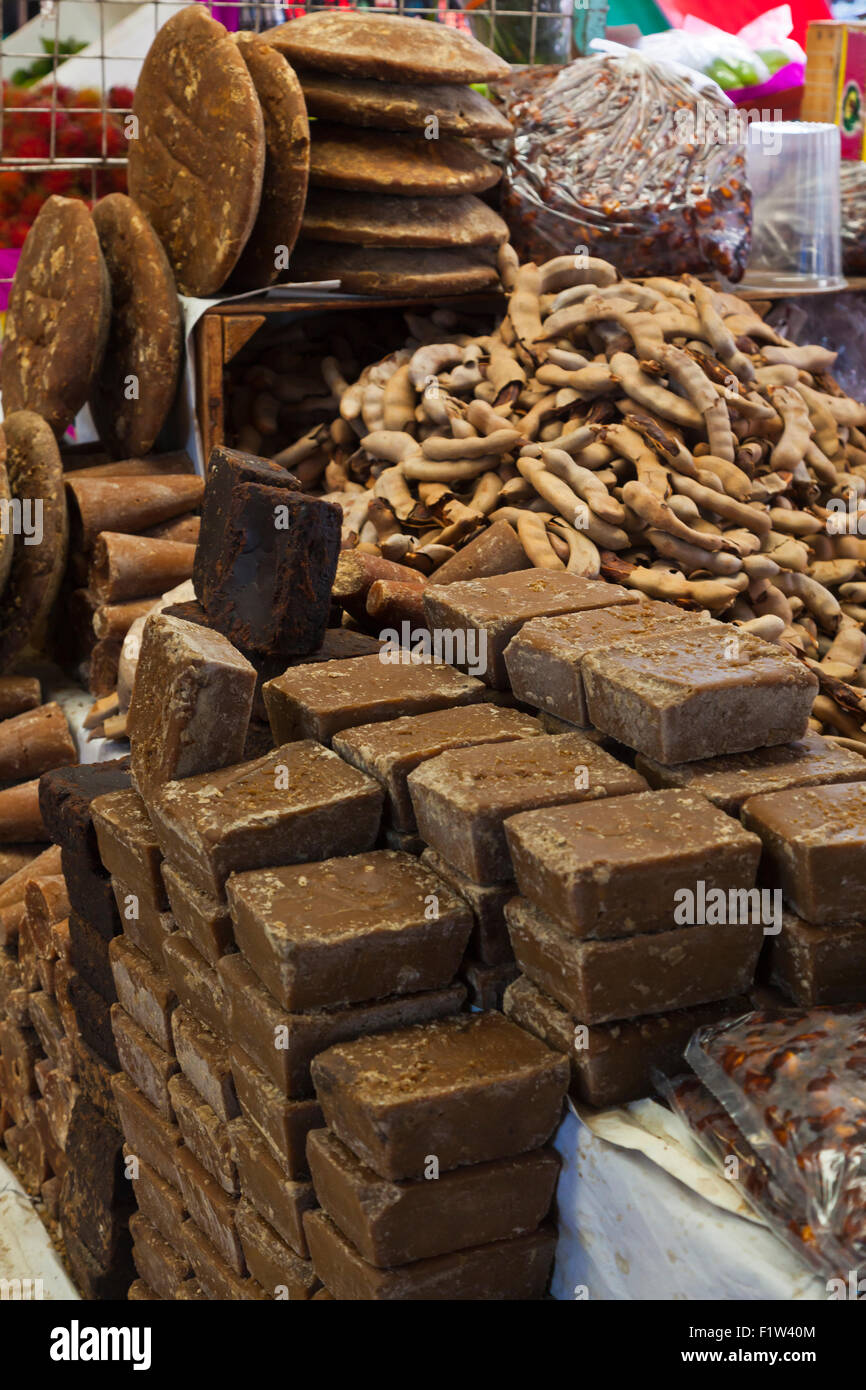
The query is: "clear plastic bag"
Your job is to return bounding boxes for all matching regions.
[499,52,752,281]
[684,1005,866,1284]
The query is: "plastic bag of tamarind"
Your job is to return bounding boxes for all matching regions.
[685,1004,866,1287]
[499,52,752,282]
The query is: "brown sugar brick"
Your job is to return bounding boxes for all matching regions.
[162,933,230,1040]
[225,850,472,1011]
[742,782,866,924]
[408,734,647,885]
[307,1127,558,1267]
[126,613,256,799]
[229,1117,317,1257]
[333,703,544,832]
[172,1006,238,1120]
[218,950,464,1098]
[505,789,762,938]
[148,742,383,896]
[304,1209,555,1302]
[311,1011,569,1181]
[127,1149,187,1247]
[635,732,866,815]
[161,861,235,966]
[230,1043,321,1179]
[263,652,486,746]
[503,974,749,1108]
[766,912,866,1006]
[111,1004,178,1120]
[109,936,177,1051]
[235,1198,320,1300]
[582,625,817,765]
[503,600,704,725]
[168,1073,236,1194]
[112,1074,183,1189]
[423,569,638,689]
[504,896,764,1025]
[112,876,174,966]
[130,1211,190,1300]
[420,846,514,964]
[91,788,167,907]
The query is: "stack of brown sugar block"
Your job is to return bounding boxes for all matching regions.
[304,1011,568,1299]
[25,758,139,1298]
[488,590,866,1104]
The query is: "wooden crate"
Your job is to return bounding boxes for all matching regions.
[193,292,504,468]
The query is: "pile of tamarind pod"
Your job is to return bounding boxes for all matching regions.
[287,242,866,746]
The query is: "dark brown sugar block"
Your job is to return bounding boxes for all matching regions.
[505,896,764,1025]
[230,1043,321,1179]
[128,1150,187,1247]
[68,972,120,1068]
[38,757,131,869]
[297,72,512,139]
[192,446,300,610]
[420,847,514,964]
[148,742,382,896]
[582,625,818,765]
[198,483,341,658]
[226,850,472,1012]
[109,936,177,1052]
[127,613,256,799]
[127,6,265,297]
[225,34,310,294]
[180,1219,263,1301]
[766,912,866,1006]
[288,243,500,298]
[168,1073,236,1194]
[302,189,509,249]
[112,1074,183,1189]
[635,733,866,816]
[161,862,234,967]
[264,11,510,84]
[73,1036,120,1126]
[503,975,750,1108]
[172,1006,238,1121]
[218,949,464,1098]
[111,1003,178,1121]
[174,1278,209,1300]
[61,849,121,940]
[90,193,182,459]
[229,1117,317,1257]
[236,1198,320,1300]
[69,911,116,1000]
[423,570,638,690]
[311,1011,569,1181]
[742,782,866,924]
[162,932,229,1040]
[0,412,68,673]
[91,787,167,908]
[503,601,704,726]
[307,1127,558,1269]
[333,703,544,834]
[0,197,109,436]
[408,734,648,886]
[264,653,486,747]
[112,876,175,966]
[65,1094,127,1205]
[128,1278,162,1301]
[174,1146,244,1273]
[505,789,762,939]
[305,1209,555,1302]
[130,1212,190,1300]
[61,1222,134,1302]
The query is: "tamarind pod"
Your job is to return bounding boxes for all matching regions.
[813,694,866,738]
[519,395,560,441]
[654,344,718,414]
[486,339,527,399]
[697,455,754,502]
[722,314,788,347]
[517,458,629,548]
[751,583,795,626]
[538,255,618,294]
[805,442,839,486]
[546,529,570,563]
[361,384,385,432]
[763,344,838,372]
[767,507,824,537]
[547,518,601,577]
[541,296,651,343]
[776,570,842,630]
[321,356,350,400]
[666,494,701,524]
[609,352,702,430]
[703,397,736,463]
[809,558,863,587]
[547,347,591,371]
[464,399,512,436]
[536,363,620,395]
[818,617,866,679]
[754,364,799,387]
[421,429,520,462]
[508,263,546,362]
[730,597,757,622]
[381,364,416,433]
[495,242,519,292]
[500,478,535,503]
[622,480,730,553]
[835,537,866,560]
[743,553,781,580]
[599,557,744,613]
[406,343,464,391]
[516,511,565,570]
[402,456,499,483]
[671,473,772,536]
[540,448,626,525]
[643,277,693,303]
[340,374,367,422]
[764,536,810,573]
[469,472,503,516]
[645,528,743,576]
[840,582,866,603]
[800,381,866,428]
[736,615,786,642]
[767,385,814,469]
[362,431,420,464]
[366,497,402,542]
